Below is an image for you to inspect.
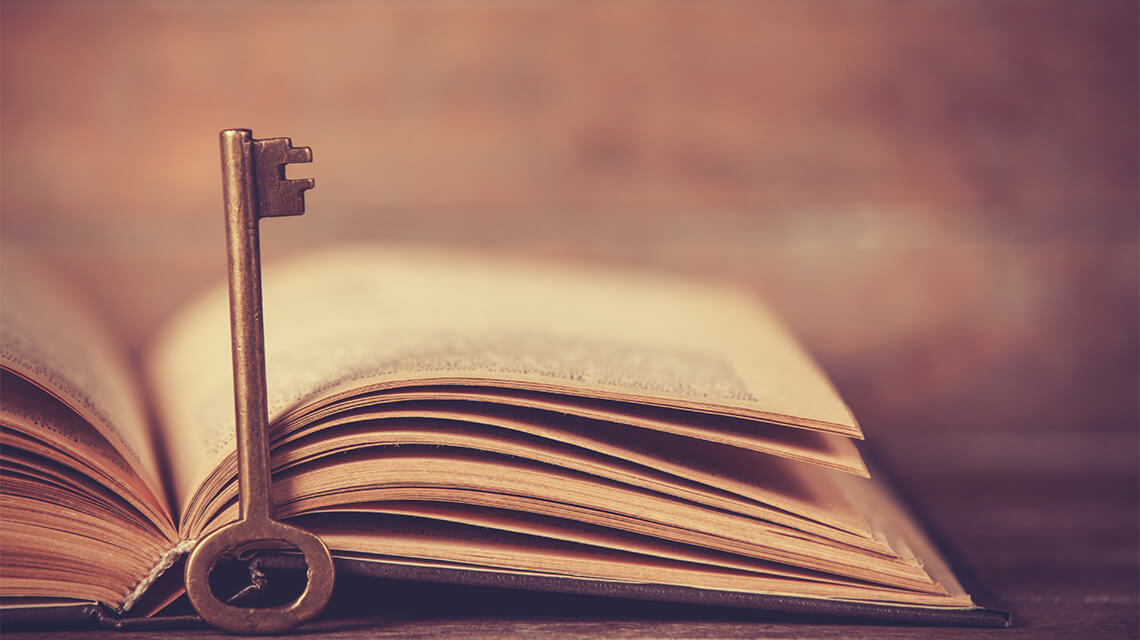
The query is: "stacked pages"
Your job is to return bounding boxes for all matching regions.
[0,247,1002,625]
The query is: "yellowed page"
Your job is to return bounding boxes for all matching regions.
[182,420,877,551]
[278,391,868,476]
[835,469,975,606]
[0,371,175,536]
[0,250,168,516]
[281,408,869,533]
[309,501,880,586]
[149,246,860,520]
[0,442,175,607]
[191,448,933,592]
[303,514,970,607]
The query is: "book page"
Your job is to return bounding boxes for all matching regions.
[0,250,168,516]
[181,420,873,549]
[0,372,175,536]
[277,391,868,476]
[301,513,969,607]
[193,448,933,591]
[149,246,859,520]
[0,440,176,607]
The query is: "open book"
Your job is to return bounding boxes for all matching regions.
[0,246,1008,627]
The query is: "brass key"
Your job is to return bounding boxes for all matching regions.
[185,129,335,634]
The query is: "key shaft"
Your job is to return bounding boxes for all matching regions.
[221,128,274,522]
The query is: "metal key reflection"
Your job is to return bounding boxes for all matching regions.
[184,129,335,634]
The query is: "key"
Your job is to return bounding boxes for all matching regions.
[184,129,335,634]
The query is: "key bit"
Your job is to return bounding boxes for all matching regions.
[185,129,334,634]
[252,137,314,217]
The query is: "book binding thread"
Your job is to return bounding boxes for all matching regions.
[121,539,197,613]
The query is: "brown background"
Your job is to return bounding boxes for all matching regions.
[2,1,1137,637]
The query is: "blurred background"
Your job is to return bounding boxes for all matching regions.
[2,0,1137,629]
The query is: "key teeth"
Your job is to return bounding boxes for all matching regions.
[284,146,312,164]
[252,137,314,218]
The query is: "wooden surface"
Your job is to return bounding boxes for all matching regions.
[2,1,1137,638]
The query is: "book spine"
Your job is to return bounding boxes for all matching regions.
[120,539,197,612]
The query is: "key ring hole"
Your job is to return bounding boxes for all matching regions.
[206,542,310,608]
